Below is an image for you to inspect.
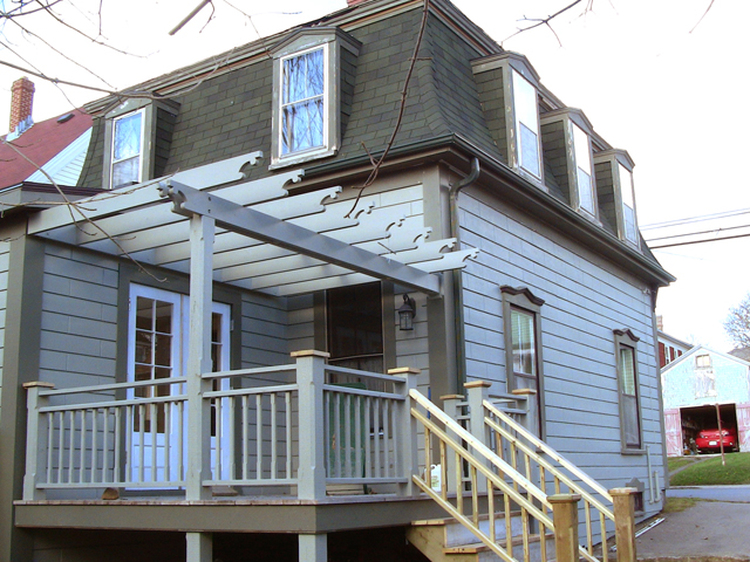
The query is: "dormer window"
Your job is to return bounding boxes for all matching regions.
[540,109,598,221]
[572,123,595,216]
[511,70,542,180]
[111,110,144,188]
[281,46,327,156]
[594,150,639,247]
[270,28,361,169]
[103,99,179,190]
[471,53,543,185]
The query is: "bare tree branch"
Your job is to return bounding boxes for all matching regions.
[690,0,715,33]
[502,0,589,44]
[344,0,431,218]
[170,0,213,36]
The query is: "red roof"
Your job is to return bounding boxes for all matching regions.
[0,109,93,189]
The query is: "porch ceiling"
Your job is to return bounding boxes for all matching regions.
[28,151,477,296]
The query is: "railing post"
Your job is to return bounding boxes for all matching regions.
[465,381,492,494]
[610,487,637,562]
[294,350,329,500]
[549,493,581,562]
[440,393,464,495]
[22,381,55,500]
[186,214,215,501]
[389,367,421,497]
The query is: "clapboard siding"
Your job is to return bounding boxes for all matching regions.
[39,245,119,389]
[240,292,289,368]
[458,186,663,514]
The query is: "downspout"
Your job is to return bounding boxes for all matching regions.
[448,157,480,392]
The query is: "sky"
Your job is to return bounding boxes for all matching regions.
[1,0,749,351]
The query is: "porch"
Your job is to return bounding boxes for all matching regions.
[19,352,638,562]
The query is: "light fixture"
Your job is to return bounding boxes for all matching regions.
[398,293,416,331]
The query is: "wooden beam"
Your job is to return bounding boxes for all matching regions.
[160,180,442,295]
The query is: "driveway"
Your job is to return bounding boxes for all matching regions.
[636,486,750,560]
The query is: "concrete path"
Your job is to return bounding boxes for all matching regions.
[636,487,750,561]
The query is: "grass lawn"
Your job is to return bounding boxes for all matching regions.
[667,457,695,472]
[670,452,750,486]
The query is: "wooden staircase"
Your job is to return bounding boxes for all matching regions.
[407,514,554,562]
[406,384,638,562]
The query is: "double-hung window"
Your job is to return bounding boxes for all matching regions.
[502,286,545,437]
[614,329,643,452]
[103,98,179,190]
[111,110,144,188]
[572,122,596,217]
[511,70,542,179]
[270,28,360,168]
[618,163,638,245]
[281,47,327,156]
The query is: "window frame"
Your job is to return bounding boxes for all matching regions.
[501,286,545,438]
[270,28,360,169]
[510,69,542,181]
[110,108,146,189]
[593,150,640,247]
[614,328,644,454]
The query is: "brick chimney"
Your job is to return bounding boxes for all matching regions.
[9,76,35,134]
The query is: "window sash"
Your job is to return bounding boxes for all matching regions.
[511,307,536,378]
[112,110,144,188]
[573,123,595,215]
[512,70,541,178]
[618,343,641,448]
[618,163,638,243]
[280,47,326,155]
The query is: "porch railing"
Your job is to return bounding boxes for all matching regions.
[22,351,418,500]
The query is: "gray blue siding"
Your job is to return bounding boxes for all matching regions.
[458,187,664,517]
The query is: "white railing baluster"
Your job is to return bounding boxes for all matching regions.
[285,391,292,480]
[255,394,262,479]
[241,394,249,480]
[270,393,277,480]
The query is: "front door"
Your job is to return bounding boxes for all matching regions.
[127,284,230,485]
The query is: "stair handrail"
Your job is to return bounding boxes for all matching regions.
[410,389,553,522]
[483,399,614,508]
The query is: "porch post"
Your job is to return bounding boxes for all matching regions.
[610,487,637,562]
[389,367,420,496]
[186,532,212,562]
[293,349,329,500]
[186,214,215,501]
[465,381,492,494]
[22,382,55,500]
[440,393,464,495]
[299,533,327,562]
[549,493,581,562]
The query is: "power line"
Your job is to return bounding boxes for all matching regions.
[640,208,750,231]
[648,230,750,250]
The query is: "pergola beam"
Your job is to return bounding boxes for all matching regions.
[159,180,442,296]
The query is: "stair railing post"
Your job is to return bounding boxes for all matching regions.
[549,493,581,562]
[389,367,420,497]
[464,381,492,494]
[610,487,637,562]
[294,350,329,500]
[22,381,55,500]
[439,393,464,495]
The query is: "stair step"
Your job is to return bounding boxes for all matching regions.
[444,533,555,562]
[410,512,524,547]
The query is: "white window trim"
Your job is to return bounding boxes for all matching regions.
[110,108,146,189]
[510,69,542,181]
[277,44,330,161]
[571,122,596,218]
[269,28,360,170]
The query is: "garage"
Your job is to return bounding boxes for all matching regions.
[680,403,738,454]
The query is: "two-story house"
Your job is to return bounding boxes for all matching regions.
[0,1,673,561]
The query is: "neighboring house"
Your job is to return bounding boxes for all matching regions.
[0,77,96,209]
[657,328,691,369]
[0,1,674,561]
[662,346,750,457]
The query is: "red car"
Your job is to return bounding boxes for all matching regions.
[695,427,738,453]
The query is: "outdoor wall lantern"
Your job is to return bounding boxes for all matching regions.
[398,294,417,331]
